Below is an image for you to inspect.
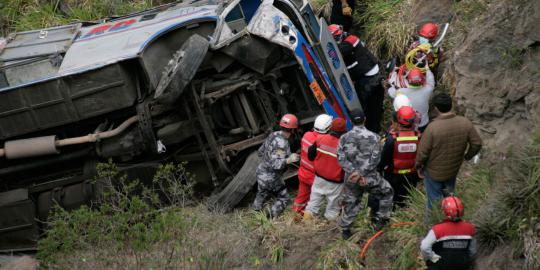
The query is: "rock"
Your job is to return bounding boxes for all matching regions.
[480,126,497,135]
[448,0,540,155]
[0,256,38,270]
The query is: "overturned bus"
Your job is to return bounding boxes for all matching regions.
[0,0,362,251]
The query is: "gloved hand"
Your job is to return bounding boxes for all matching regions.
[286,153,300,164]
[342,5,352,16]
[430,254,441,263]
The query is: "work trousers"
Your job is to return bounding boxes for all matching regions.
[339,178,393,230]
[253,173,290,218]
[355,75,384,134]
[369,171,419,212]
[305,176,344,220]
[292,174,314,213]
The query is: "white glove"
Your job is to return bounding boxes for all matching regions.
[430,254,441,263]
[286,153,300,164]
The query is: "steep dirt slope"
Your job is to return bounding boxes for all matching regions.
[410,0,539,159]
[448,0,540,158]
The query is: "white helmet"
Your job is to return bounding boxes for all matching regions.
[393,93,412,112]
[314,114,332,133]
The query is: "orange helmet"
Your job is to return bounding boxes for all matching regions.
[441,196,464,222]
[407,68,425,86]
[331,118,347,133]
[328,24,344,42]
[419,23,438,40]
[279,114,298,129]
[396,106,416,126]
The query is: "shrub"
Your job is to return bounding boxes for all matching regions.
[474,128,540,269]
[37,160,201,269]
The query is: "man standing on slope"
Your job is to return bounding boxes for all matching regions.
[421,196,476,270]
[337,109,393,239]
[303,118,347,221]
[388,67,435,132]
[416,93,482,218]
[292,114,333,215]
[328,24,384,133]
[253,114,300,218]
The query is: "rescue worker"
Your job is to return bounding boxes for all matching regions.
[337,109,393,239]
[328,25,384,134]
[303,118,347,221]
[409,22,442,70]
[330,0,355,32]
[411,22,439,48]
[293,114,333,215]
[421,196,476,270]
[377,106,420,209]
[253,114,300,218]
[388,67,435,132]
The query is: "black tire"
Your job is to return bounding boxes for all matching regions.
[207,151,260,213]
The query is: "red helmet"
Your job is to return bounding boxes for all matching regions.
[279,114,298,129]
[331,118,347,133]
[419,23,438,40]
[407,68,425,86]
[441,196,464,221]
[396,106,416,126]
[328,24,344,42]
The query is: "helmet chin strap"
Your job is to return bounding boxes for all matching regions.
[451,196,461,222]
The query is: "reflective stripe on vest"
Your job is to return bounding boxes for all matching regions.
[347,61,358,70]
[300,158,314,169]
[396,136,419,141]
[317,144,338,158]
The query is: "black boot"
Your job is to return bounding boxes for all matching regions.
[342,229,352,240]
[372,217,389,231]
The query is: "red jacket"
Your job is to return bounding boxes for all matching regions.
[298,131,317,182]
[392,130,420,174]
[313,134,344,182]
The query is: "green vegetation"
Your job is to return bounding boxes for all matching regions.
[474,129,540,269]
[0,0,173,36]
[445,0,491,51]
[356,0,415,60]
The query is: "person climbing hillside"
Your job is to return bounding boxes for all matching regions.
[415,93,482,219]
[330,0,355,32]
[253,114,300,218]
[328,24,384,134]
[387,67,435,132]
[337,109,393,239]
[421,196,476,270]
[303,118,347,221]
[292,114,333,215]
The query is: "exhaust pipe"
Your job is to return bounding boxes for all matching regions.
[0,116,138,159]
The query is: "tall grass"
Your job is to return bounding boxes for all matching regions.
[474,128,540,269]
[357,0,416,60]
[380,165,492,269]
[0,0,172,36]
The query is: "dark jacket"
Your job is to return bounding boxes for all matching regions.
[330,0,355,31]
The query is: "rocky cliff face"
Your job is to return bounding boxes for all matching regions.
[448,0,539,157]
